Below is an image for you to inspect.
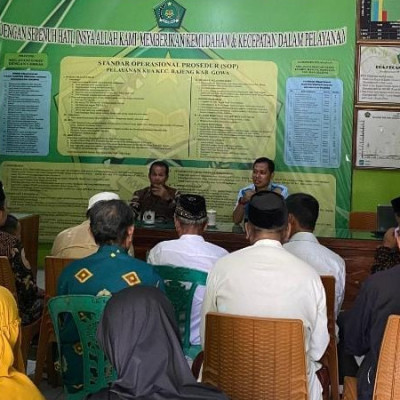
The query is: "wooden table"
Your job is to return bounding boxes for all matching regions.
[14,213,39,277]
[133,223,380,310]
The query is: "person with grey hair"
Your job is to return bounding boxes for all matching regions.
[51,192,120,258]
[148,194,228,345]
[57,199,164,395]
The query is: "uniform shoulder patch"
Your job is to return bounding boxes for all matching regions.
[122,271,141,286]
[74,268,93,284]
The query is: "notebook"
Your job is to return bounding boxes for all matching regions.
[376,205,397,235]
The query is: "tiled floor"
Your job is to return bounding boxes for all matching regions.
[38,380,64,400]
[28,361,64,400]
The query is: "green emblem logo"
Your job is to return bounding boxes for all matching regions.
[154,0,186,28]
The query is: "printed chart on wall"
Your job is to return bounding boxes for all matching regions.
[359,0,400,39]
[355,109,400,169]
[0,0,356,238]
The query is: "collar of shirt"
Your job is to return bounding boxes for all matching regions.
[250,183,273,192]
[96,244,128,256]
[179,234,205,243]
[252,238,283,248]
[289,232,319,243]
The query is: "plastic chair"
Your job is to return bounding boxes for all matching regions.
[343,314,400,400]
[320,275,339,400]
[0,256,42,370]
[153,265,207,360]
[202,312,309,400]
[34,256,76,385]
[48,294,116,400]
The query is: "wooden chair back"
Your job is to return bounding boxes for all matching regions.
[202,313,308,400]
[44,256,76,296]
[0,256,18,298]
[34,256,76,385]
[320,275,339,400]
[343,376,357,400]
[373,314,400,399]
[349,212,377,231]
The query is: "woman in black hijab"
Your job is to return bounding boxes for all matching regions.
[87,286,228,400]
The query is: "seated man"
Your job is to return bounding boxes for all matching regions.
[130,161,179,223]
[51,191,120,258]
[284,193,346,318]
[340,227,400,400]
[371,195,400,274]
[148,194,228,345]
[202,191,329,400]
[233,157,288,224]
[57,199,164,393]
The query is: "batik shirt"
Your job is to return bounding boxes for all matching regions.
[57,244,164,393]
[129,186,179,222]
[371,246,400,274]
[0,231,43,325]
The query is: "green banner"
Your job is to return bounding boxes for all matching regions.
[0,0,356,240]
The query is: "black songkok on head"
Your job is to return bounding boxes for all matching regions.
[248,191,288,229]
[175,194,207,220]
[391,196,400,215]
[0,181,5,207]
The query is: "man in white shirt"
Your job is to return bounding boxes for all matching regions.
[283,193,346,318]
[148,194,228,345]
[201,191,329,400]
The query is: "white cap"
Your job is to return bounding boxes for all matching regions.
[87,192,120,210]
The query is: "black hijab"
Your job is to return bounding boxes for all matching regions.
[88,286,228,400]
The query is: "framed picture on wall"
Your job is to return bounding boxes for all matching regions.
[354,108,400,169]
[357,45,400,104]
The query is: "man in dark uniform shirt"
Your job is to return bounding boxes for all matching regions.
[341,222,400,400]
[129,161,179,223]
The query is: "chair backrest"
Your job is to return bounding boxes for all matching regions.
[48,295,116,399]
[0,256,18,299]
[320,275,339,400]
[44,256,76,296]
[373,314,400,400]
[349,211,377,231]
[202,312,308,400]
[152,265,207,358]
